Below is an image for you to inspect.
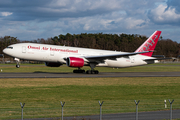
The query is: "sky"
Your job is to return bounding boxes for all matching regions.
[0,0,180,43]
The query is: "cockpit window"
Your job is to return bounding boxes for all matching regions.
[6,47,13,49]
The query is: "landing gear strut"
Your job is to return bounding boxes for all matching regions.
[15,58,20,68]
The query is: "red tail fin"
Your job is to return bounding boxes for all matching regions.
[135,31,161,57]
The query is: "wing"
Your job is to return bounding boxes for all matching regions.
[84,51,152,62]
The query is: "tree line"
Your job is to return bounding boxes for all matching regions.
[0,33,180,58]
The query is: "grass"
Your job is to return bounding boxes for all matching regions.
[0,77,180,119]
[0,63,180,119]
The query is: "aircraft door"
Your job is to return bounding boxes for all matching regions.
[22,46,26,53]
[131,57,135,63]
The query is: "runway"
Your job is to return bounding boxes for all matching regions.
[0,71,180,78]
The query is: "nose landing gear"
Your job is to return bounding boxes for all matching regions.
[16,64,20,68]
[14,58,20,68]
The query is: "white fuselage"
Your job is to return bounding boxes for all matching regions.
[3,43,158,68]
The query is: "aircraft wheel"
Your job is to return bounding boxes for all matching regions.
[86,70,90,74]
[82,70,85,73]
[73,69,85,73]
[94,70,99,74]
[86,70,99,74]
[73,70,76,73]
[16,64,20,68]
[80,70,85,73]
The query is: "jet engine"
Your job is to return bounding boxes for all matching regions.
[66,57,84,68]
[45,62,63,67]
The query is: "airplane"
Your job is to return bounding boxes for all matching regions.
[3,31,163,74]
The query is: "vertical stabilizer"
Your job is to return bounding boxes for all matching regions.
[135,31,161,57]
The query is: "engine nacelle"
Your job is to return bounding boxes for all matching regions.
[66,57,84,68]
[45,62,62,67]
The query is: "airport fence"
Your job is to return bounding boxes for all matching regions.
[0,99,180,120]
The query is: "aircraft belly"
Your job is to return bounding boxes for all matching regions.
[105,58,147,68]
[105,59,131,67]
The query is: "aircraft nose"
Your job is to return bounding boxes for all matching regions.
[3,48,13,56]
[3,48,7,54]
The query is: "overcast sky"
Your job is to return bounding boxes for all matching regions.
[0,0,180,43]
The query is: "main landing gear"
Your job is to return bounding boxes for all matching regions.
[86,63,99,74]
[73,68,85,73]
[73,69,99,74]
[85,70,99,74]
[73,63,99,74]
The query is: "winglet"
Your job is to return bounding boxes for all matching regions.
[135,31,161,57]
